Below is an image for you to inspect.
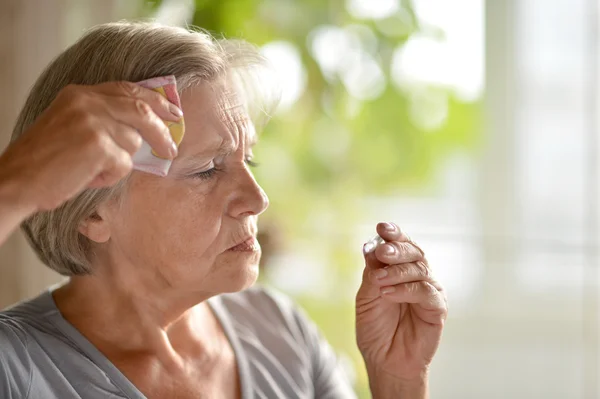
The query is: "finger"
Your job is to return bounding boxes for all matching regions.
[376,222,409,242]
[100,95,177,160]
[380,281,446,311]
[362,242,385,273]
[93,81,183,122]
[376,222,427,255]
[370,261,442,290]
[91,145,133,188]
[109,124,143,156]
[374,241,424,265]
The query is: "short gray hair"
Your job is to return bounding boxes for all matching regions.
[11,21,279,276]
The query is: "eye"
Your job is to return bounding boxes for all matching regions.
[245,157,259,168]
[191,161,221,180]
[192,168,218,180]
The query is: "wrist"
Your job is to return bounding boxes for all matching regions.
[367,365,429,399]
[0,170,37,245]
[0,171,37,218]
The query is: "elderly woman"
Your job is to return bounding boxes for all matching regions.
[0,22,447,398]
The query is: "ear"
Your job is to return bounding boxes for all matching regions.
[78,207,111,243]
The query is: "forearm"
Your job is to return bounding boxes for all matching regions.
[367,366,429,399]
[0,176,35,246]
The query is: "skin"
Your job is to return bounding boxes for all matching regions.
[356,223,448,399]
[0,78,448,398]
[53,81,267,399]
[0,81,180,245]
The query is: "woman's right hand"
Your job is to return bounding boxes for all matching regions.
[0,81,182,213]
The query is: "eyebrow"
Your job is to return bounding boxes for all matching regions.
[175,129,257,170]
[175,143,233,169]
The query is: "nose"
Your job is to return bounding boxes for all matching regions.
[227,165,269,218]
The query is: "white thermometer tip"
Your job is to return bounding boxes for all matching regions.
[363,235,385,254]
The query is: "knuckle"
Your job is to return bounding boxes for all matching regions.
[134,99,153,118]
[397,242,411,258]
[411,240,427,257]
[130,131,143,150]
[416,261,431,279]
[407,242,425,259]
[117,152,133,171]
[107,150,129,172]
[72,110,96,130]
[60,85,91,108]
[120,131,143,155]
[88,129,107,149]
[422,281,437,296]
[396,264,410,279]
[116,81,139,97]
[152,92,169,106]
[404,282,417,295]
[82,130,109,158]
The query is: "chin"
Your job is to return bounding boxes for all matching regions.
[220,265,259,294]
[220,253,261,293]
[188,249,262,295]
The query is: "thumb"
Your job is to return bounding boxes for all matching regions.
[358,242,386,299]
[362,235,386,275]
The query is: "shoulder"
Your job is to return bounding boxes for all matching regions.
[0,311,34,398]
[0,291,58,340]
[0,312,29,342]
[0,312,30,356]
[0,291,60,373]
[0,297,41,354]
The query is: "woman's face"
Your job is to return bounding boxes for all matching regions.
[92,81,269,295]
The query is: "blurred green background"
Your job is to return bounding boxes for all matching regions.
[8,0,600,398]
[141,0,480,396]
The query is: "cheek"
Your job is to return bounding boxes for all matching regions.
[160,190,219,247]
[111,178,225,262]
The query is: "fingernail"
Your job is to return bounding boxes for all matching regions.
[381,286,395,295]
[382,244,396,256]
[169,104,183,117]
[383,222,396,232]
[363,235,384,255]
[373,268,388,279]
[170,141,178,157]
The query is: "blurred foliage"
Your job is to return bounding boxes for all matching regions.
[143,0,481,396]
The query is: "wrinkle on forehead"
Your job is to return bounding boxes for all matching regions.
[211,83,256,149]
[173,82,257,171]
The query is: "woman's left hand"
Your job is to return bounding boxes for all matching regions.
[356,222,447,392]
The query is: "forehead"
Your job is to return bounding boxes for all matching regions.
[176,81,254,156]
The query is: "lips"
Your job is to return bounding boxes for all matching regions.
[228,237,260,252]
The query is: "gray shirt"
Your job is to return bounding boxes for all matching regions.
[0,285,356,398]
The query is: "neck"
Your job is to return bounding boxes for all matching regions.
[52,263,220,364]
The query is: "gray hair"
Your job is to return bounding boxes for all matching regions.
[11,21,279,276]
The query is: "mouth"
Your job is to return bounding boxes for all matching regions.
[228,236,260,252]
